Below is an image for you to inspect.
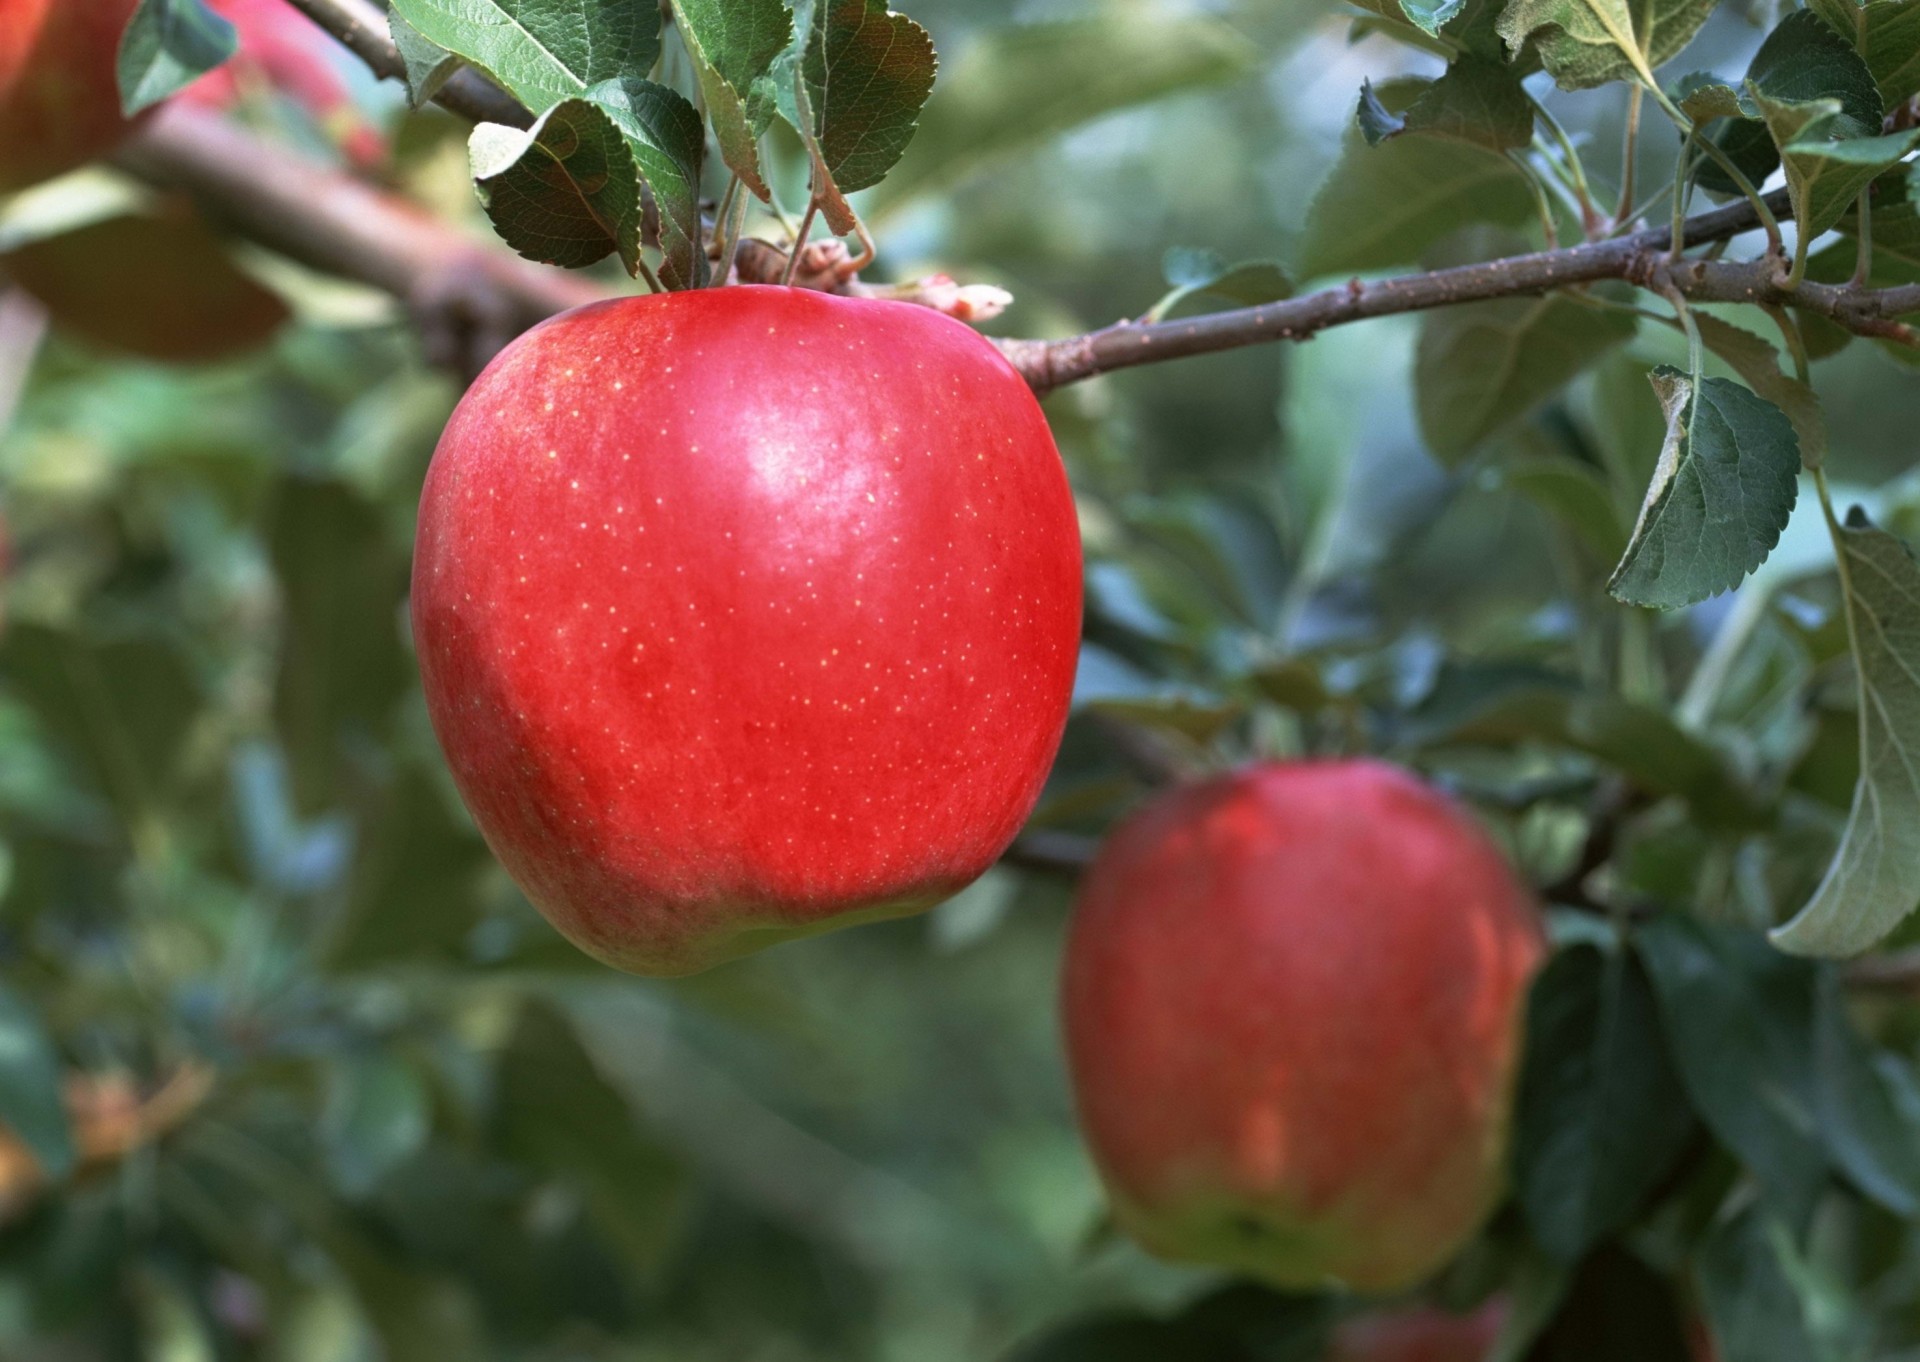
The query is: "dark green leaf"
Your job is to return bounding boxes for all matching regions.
[1607,369,1801,611]
[1863,0,1920,104]
[780,0,937,236]
[268,480,409,813]
[1690,314,1827,469]
[668,0,791,199]
[1403,665,1764,823]
[496,1002,687,1281]
[0,985,73,1178]
[323,1054,431,1197]
[1008,1313,1252,1362]
[1636,916,1829,1220]
[117,0,237,115]
[1147,250,1293,322]
[1399,56,1536,150]
[1772,511,1920,956]
[1299,80,1536,276]
[1513,943,1696,1261]
[1812,972,1920,1213]
[1697,1208,1822,1362]
[1702,10,1884,198]
[387,10,464,109]
[386,0,661,115]
[1416,295,1636,461]
[470,79,704,287]
[0,624,200,822]
[470,99,645,275]
[1497,0,1718,91]
[328,771,490,968]
[1757,90,1920,238]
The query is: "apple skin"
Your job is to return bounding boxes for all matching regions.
[0,0,142,195]
[412,286,1083,976]
[1327,1300,1505,1362]
[1062,760,1544,1293]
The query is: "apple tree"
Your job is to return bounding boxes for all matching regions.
[0,0,1917,1358]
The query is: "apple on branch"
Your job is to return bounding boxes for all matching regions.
[1063,759,1545,1293]
[412,285,1084,976]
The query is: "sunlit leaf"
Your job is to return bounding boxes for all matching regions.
[1608,368,1800,611]
[1772,509,1920,956]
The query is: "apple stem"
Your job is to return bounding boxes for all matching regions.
[782,201,820,287]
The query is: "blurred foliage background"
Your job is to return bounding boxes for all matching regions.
[3,0,1920,1358]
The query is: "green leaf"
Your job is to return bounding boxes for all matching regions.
[1607,369,1801,611]
[1416,294,1637,462]
[1299,80,1536,276]
[387,10,464,109]
[1502,453,1629,559]
[1689,314,1827,470]
[0,624,200,823]
[267,480,410,812]
[497,1003,688,1281]
[1812,972,1920,1213]
[470,79,705,287]
[117,0,238,115]
[587,78,707,289]
[1863,0,1920,104]
[1636,916,1829,1220]
[386,0,662,115]
[1402,665,1764,824]
[1772,510,1920,956]
[1746,74,1913,241]
[0,984,73,1178]
[668,0,791,200]
[323,1054,431,1197]
[1512,943,1696,1262]
[1703,11,1885,198]
[867,13,1257,216]
[1697,1208,1822,1362]
[1146,249,1293,322]
[329,770,491,968]
[1497,0,1717,91]
[781,0,938,236]
[1402,56,1537,150]
[1671,71,1745,122]
[470,100,644,275]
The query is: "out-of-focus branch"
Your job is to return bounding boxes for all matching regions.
[1845,951,1920,997]
[114,104,607,375]
[281,0,531,128]
[114,104,1918,392]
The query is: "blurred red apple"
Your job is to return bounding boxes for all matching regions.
[0,0,142,193]
[412,285,1083,975]
[1328,1300,1505,1361]
[1063,760,1544,1292]
[184,0,384,167]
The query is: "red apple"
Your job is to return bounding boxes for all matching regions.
[1328,1300,1506,1361]
[412,285,1083,975]
[1062,760,1544,1293]
[0,0,142,194]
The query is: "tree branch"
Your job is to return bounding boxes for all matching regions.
[114,104,605,375]
[114,103,1918,390]
[998,189,1910,393]
[280,0,531,128]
